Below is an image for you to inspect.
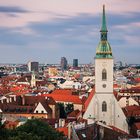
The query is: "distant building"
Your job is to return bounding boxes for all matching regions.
[13,65,28,72]
[28,61,39,72]
[73,59,78,68]
[48,67,58,76]
[61,57,67,70]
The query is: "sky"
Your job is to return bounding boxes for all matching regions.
[0,0,140,64]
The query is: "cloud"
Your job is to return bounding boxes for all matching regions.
[0,0,140,29]
[0,0,140,63]
[0,6,29,13]
[11,27,38,35]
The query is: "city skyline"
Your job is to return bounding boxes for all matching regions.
[0,0,140,64]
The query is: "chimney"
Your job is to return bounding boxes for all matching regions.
[68,122,72,140]
[61,119,65,127]
[9,98,12,102]
[59,119,62,127]
[59,119,65,127]
[55,123,58,128]
[21,95,25,105]
[6,98,9,103]
[14,95,16,102]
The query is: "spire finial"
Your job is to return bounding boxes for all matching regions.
[101,4,107,32]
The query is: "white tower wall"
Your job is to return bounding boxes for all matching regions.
[95,59,113,93]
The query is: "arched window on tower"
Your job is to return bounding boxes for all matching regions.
[102,69,107,81]
[102,101,107,112]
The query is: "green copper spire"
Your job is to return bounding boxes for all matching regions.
[95,5,113,59]
[101,5,107,32]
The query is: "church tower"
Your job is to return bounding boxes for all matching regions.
[83,5,128,133]
[95,5,113,94]
[31,71,36,87]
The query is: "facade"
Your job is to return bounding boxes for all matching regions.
[48,67,58,76]
[73,59,78,68]
[28,61,39,72]
[83,5,128,132]
[61,57,68,70]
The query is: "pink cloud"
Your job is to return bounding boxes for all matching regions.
[0,0,140,28]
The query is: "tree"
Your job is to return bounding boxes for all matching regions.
[57,103,66,118]
[65,104,74,115]
[0,119,65,140]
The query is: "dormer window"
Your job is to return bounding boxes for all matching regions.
[102,69,107,81]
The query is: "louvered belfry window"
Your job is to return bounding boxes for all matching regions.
[102,69,107,80]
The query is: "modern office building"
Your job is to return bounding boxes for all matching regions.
[61,57,68,70]
[73,59,78,68]
[28,61,39,72]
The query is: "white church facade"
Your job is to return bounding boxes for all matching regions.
[83,5,128,133]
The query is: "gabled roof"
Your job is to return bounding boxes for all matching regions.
[67,109,80,119]
[24,96,56,106]
[16,76,31,83]
[75,123,132,140]
[84,88,95,111]
[0,104,35,113]
[0,95,56,115]
[41,89,82,104]
[109,125,129,135]
[123,105,140,117]
[42,94,82,104]
[120,88,140,93]
[35,102,52,114]
[51,89,73,95]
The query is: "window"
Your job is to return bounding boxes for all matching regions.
[41,110,44,114]
[102,101,107,112]
[102,69,107,81]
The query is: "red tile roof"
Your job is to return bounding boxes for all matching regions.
[120,88,140,93]
[67,109,80,118]
[134,78,140,83]
[123,105,140,117]
[124,105,140,111]
[113,84,121,88]
[51,89,73,95]
[134,122,140,129]
[36,80,47,86]
[113,90,118,98]
[42,94,82,104]
[84,88,95,111]
[109,125,130,136]
[57,127,68,137]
